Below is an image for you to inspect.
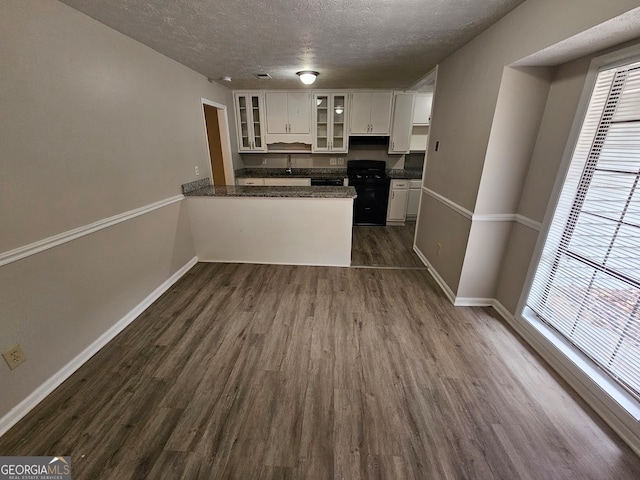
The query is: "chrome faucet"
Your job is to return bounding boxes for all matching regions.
[286,154,293,174]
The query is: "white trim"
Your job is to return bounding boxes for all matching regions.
[454,297,494,307]
[491,300,640,457]
[421,188,541,231]
[514,214,542,231]
[472,213,516,222]
[0,256,198,439]
[422,187,472,219]
[412,244,457,304]
[0,195,184,267]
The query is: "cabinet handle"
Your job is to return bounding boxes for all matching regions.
[392,142,395,150]
[392,191,395,199]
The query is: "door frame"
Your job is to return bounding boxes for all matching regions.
[201,98,235,185]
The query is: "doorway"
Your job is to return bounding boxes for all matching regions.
[202,99,235,186]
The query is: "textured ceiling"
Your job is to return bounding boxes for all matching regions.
[59,0,526,89]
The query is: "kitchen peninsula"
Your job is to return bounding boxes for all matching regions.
[183,179,357,267]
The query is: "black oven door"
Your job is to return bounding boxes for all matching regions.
[352,183,390,225]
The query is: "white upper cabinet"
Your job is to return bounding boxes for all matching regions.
[350,91,392,135]
[265,91,312,143]
[412,92,433,125]
[286,92,311,134]
[389,92,415,154]
[313,92,348,153]
[233,91,266,152]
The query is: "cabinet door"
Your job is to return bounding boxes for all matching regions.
[265,92,289,134]
[407,186,421,217]
[412,93,433,125]
[350,92,372,134]
[331,93,348,152]
[369,91,392,134]
[387,188,409,222]
[389,93,415,153]
[235,94,253,151]
[287,92,311,134]
[235,93,266,152]
[314,94,330,151]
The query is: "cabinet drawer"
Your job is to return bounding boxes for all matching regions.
[409,180,422,189]
[263,178,311,186]
[391,180,409,189]
[236,178,265,186]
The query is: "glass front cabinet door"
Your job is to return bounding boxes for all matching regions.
[234,92,267,152]
[313,92,348,153]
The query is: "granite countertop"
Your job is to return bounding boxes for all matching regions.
[185,185,357,199]
[236,167,423,180]
[235,168,347,179]
[387,168,423,179]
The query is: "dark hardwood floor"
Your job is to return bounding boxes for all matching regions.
[351,222,425,268]
[1,261,639,479]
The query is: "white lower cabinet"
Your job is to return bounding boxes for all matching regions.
[263,178,311,186]
[236,178,265,186]
[406,179,422,218]
[387,180,409,225]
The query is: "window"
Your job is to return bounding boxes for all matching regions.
[527,58,640,402]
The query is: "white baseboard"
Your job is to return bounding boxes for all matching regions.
[490,300,640,457]
[0,256,198,439]
[412,244,457,304]
[412,244,492,307]
[454,297,494,307]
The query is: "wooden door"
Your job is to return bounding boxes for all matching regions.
[203,104,226,186]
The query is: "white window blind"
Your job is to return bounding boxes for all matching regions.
[527,59,640,401]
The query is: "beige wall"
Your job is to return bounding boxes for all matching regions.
[0,0,237,252]
[494,56,593,312]
[414,193,471,293]
[418,0,640,299]
[0,1,235,422]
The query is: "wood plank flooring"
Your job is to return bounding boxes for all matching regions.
[1,262,639,479]
[351,222,425,268]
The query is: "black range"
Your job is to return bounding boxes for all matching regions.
[347,160,391,226]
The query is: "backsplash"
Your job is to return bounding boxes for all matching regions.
[241,145,405,170]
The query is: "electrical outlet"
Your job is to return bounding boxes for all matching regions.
[3,344,26,370]
[437,242,442,256]
[330,158,337,165]
[195,166,200,176]
[262,158,267,165]
[337,158,344,165]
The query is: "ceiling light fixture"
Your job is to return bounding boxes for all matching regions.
[335,106,344,115]
[297,71,319,85]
